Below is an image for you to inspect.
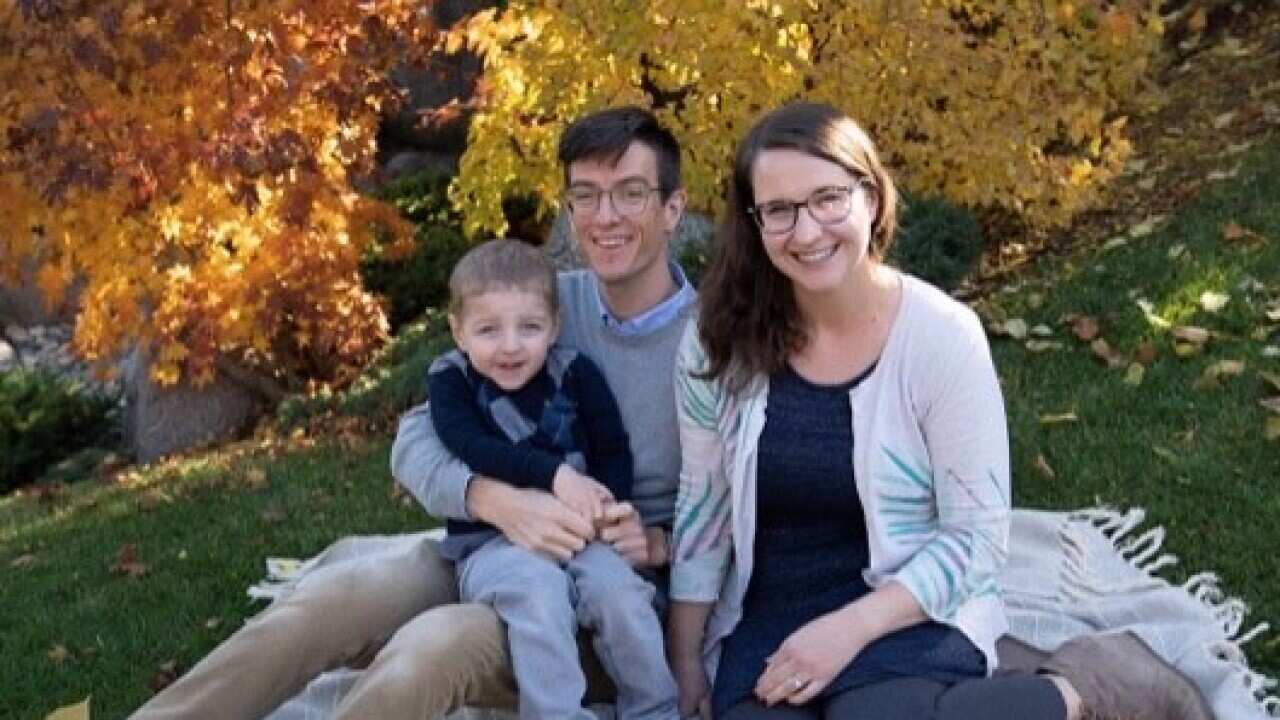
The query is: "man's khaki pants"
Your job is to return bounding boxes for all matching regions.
[130,537,614,720]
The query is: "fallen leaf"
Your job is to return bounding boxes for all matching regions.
[1030,324,1053,337]
[1168,244,1186,260]
[1133,342,1158,366]
[1102,237,1128,251]
[44,698,90,720]
[150,660,182,693]
[1090,338,1127,368]
[1039,412,1079,425]
[1199,291,1230,313]
[1137,176,1157,191]
[1212,111,1237,130]
[1195,360,1246,390]
[205,617,222,630]
[1260,397,1280,415]
[1207,166,1240,182]
[10,553,36,568]
[1152,446,1179,462]
[48,644,70,666]
[1267,417,1280,441]
[109,544,149,578]
[1172,326,1212,344]
[1265,301,1280,322]
[1222,222,1248,241]
[1033,454,1056,480]
[1124,363,1145,386]
[1025,340,1064,353]
[1226,141,1254,155]
[1003,318,1028,340]
[1260,371,1280,393]
[136,489,171,511]
[245,468,269,491]
[1137,299,1171,329]
[1129,215,1164,238]
[1071,316,1100,341]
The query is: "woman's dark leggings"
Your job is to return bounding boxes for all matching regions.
[720,674,1067,720]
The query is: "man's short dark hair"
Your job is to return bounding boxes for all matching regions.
[557,106,682,199]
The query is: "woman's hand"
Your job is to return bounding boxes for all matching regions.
[754,609,867,706]
[671,652,712,719]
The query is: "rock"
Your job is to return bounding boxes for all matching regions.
[383,150,459,182]
[0,340,14,370]
[122,346,265,463]
[6,325,29,343]
[0,252,81,327]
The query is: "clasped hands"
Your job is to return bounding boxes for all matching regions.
[475,464,667,567]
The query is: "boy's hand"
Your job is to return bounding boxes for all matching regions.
[552,464,614,524]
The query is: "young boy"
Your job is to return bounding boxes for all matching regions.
[426,238,679,720]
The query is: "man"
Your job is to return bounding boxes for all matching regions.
[132,106,696,720]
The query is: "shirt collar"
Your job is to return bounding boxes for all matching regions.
[596,261,695,336]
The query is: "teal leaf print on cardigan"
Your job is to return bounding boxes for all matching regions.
[877,446,936,542]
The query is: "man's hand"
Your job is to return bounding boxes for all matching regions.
[598,502,652,567]
[552,464,614,523]
[466,477,593,562]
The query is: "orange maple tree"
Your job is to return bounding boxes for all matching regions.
[0,0,435,387]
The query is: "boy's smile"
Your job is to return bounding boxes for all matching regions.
[449,288,559,391]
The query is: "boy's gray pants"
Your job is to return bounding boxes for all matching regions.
[457,536,678,720]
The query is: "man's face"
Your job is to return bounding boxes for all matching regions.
[565,142,685,294]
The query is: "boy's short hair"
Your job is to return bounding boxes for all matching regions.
[447,239,558,318]
[558,106,682,199]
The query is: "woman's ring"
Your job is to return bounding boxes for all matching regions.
[789,675,808,692]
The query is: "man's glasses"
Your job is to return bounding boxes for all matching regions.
[748,181,874,235]
[564,178,661,219]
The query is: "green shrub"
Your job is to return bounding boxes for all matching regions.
[362,171,472,331]
[276,311,453,429]
[889,194,985,293]
[0,369,117,493]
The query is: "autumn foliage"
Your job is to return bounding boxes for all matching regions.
[0,0,434,386]
[450,0,1164,238]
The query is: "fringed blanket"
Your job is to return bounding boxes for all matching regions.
[261,508,1277,720]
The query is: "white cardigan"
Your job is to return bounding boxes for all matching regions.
[671,274,1011,681]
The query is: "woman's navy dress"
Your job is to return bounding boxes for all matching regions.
[710,365,987,717]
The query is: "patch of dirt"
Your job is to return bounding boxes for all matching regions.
[973,2,1280,290]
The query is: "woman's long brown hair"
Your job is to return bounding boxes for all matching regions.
[697,102,899,395]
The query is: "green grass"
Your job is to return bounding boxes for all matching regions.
[991,134,1280,674]
[3,138,1278,720]
[0,439,430,718]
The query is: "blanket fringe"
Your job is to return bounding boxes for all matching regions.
[1067,506,1280,716]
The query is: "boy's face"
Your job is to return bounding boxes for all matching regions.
[449,288,559,392]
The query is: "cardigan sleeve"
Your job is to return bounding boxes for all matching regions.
[669,322,733,603]
[887,308,1011,622]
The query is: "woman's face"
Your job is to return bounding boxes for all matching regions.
[749,148,878,299]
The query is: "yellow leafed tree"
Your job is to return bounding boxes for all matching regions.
[0,0,434,387]
[450,0,1162,239]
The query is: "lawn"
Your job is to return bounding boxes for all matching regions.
[5,138,1278,718]
[5,92,1280,720]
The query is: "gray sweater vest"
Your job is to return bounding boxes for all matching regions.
[556,271,695,527]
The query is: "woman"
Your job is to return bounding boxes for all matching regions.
[666,102,1079,720]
